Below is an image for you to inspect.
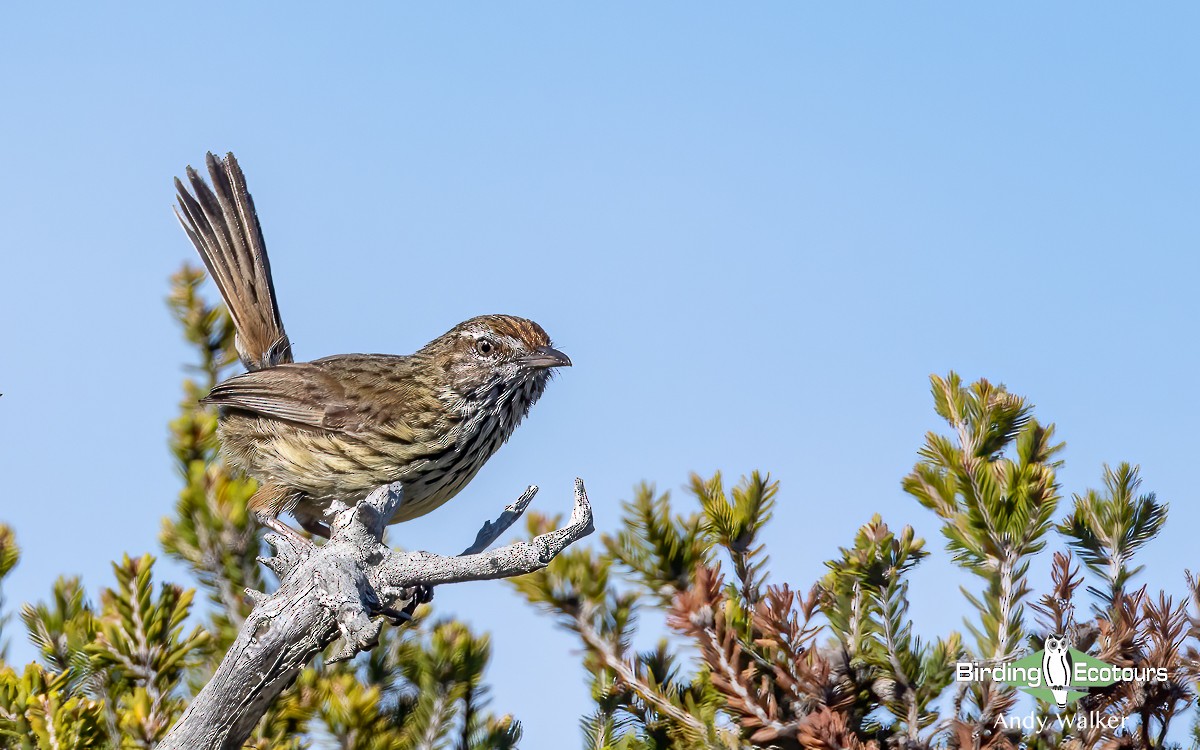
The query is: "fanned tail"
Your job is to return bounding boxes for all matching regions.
[174,152,292,371]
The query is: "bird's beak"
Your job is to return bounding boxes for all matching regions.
[521,345,572,369]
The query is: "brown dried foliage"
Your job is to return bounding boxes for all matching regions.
[668,565,874,749]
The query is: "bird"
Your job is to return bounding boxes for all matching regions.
[1041,633,1074,708]
[173,152,571,540]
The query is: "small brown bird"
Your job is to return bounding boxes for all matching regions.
[174,153,570,538]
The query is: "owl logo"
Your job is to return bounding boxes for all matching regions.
[1041,633,1073,707]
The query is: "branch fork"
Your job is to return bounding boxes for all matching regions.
[160,479,594,750]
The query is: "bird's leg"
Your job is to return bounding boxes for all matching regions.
[297,517,332,539]
[253,511,313,549]
[248,484,317,546]
[377,584,432,625]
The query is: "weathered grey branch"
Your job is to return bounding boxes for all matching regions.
[460,484,539,556]
[160,479,594,750]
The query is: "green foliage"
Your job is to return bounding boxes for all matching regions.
[0,663,106,749]
[394,621,520,750]
[605,484,710,606]
[512,371,1199,750]
[820,514,929,655]
[20,577,97,696]
[902,374,1063,669]
[1058,462,1168,611]
[90,554,209,747]
[0,526,19,661]
[512,474,792,750]
[302,613,522,750]
[819,515,959,741]
[693,471,775,606]
[3,550,207,748]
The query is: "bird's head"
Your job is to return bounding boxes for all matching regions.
[421,314,571,398]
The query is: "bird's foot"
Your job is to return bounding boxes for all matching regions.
[378,585,433,626]
[295,514,332,539]
[409,584,434,605]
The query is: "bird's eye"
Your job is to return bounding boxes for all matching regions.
[475,338,496,357]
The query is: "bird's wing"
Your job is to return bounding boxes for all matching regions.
[203,364,362,432]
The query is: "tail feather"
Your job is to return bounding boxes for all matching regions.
[174,152,292,370]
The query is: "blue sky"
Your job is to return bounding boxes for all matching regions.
[1,3,1198,746]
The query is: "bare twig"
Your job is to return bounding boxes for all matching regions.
[460,485,539,555]
[159,479,593,750]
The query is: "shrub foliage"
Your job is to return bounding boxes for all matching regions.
[0,269,1195,748]
[510,378,1199,749]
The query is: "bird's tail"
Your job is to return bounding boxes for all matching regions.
[174,152,292,371]
[1051,688,1068,707]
